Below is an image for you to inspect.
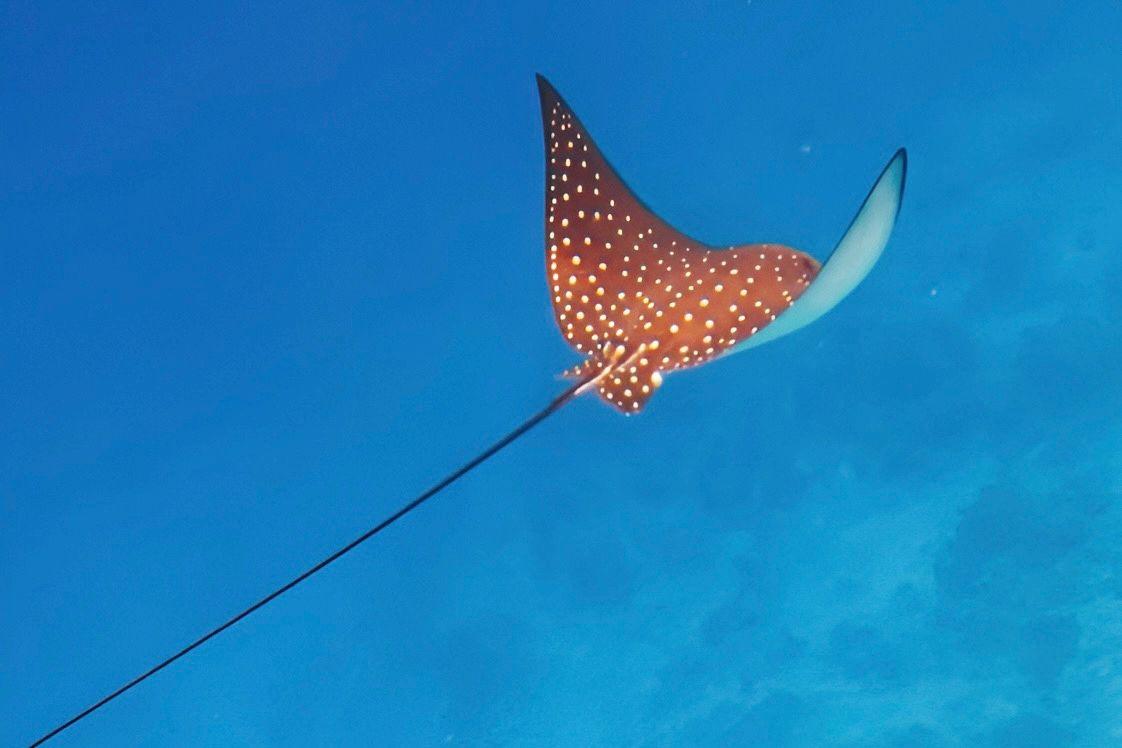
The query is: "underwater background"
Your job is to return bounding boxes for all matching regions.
[3,3,1122,746]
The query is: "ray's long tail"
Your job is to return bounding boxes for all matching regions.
[28,378,589,747]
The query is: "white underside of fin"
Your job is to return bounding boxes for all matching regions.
[729,148,907,354]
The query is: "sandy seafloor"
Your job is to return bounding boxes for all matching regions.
[3,3,1122,746]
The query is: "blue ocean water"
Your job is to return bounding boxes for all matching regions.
[3,3,1121,745]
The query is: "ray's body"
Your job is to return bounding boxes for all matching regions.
[538,77,821,412]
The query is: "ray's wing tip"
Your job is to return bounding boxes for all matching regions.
[888,147,907,212]
[870,147,907,224]
[883,147,907,183]
[535,73,558,100]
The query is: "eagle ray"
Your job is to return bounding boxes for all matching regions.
[28,75,906,746]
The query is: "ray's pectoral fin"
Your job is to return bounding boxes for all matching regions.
[733,148,907,352]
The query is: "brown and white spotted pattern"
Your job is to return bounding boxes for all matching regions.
[537,75,821,414]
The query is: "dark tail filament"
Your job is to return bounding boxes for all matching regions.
[29,380,587,747]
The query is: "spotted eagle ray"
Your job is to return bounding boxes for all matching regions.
[30,75,906,745]
[537,75,906,412]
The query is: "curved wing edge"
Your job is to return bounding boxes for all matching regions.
[730,148,907,353]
